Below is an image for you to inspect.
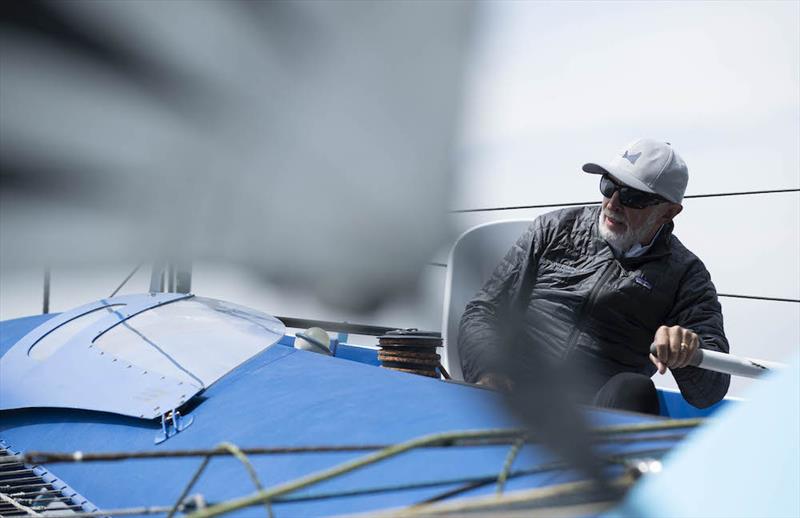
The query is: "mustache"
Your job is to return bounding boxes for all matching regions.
[602,209,627,225]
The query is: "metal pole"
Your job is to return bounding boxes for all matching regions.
[42,267,51,314]
[167,263,176,292]
[649,344,785,379]
[175,262,192,294]
[149,261,165,293]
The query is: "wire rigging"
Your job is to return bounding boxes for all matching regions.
[715,293,800,304]
[167,442,272,518]
[450,187,799,214]
[4,447,675,518]
[432,189,800,303]
[109,261,144,298]
[11,419,702,467]
[496,437,525,495]
[426,262,799,303]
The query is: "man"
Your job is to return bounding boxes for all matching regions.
[458,138,730,414]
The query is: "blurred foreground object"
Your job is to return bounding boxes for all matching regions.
[442,219,612,494]
[612,355,800,518]
[0,0,473,310]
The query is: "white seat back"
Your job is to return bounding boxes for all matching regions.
[441,219,534,381]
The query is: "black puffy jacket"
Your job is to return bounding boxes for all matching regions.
[458,205,730,408]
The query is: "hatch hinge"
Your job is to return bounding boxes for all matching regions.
[155,408,195,444]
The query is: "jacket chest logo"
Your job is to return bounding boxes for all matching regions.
[634,275,653,290]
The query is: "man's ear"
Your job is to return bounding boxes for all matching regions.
[662,203,683,222]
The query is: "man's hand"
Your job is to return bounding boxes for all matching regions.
[650,325,699,374]
[476,373,514,391]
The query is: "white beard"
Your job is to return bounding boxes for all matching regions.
[598,208,663,254]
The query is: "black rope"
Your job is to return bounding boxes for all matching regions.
[450,188,799,214]
[109,262,144,298]
[716,293,799,304]
[452,200,595,213]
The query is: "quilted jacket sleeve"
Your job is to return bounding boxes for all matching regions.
[458,220,542,383]
[666,259,731,408]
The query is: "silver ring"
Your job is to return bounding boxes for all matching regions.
[680,342,688,352]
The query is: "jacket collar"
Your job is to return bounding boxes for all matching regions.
[589,205,674,264]
[619,221,674,266]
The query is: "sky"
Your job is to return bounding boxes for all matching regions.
[1,1,797,398]
[451,0,800,396]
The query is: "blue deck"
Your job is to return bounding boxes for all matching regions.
[0,313,713,516]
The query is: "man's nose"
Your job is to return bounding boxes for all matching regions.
[607,191,623,211]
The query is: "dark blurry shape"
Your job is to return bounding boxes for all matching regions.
[592,372,660,415]
[0,0,193,110]
[0,0,473,310]
[0,0,146,78]
[441,221,615,499]
[497,307,616,497]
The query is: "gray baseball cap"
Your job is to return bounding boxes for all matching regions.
[582,138,688,204]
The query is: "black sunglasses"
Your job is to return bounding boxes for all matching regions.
[599,175,667,209]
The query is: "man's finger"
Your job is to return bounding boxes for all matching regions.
[674,329,690,367]
[668,326,683,367]
[676,329,698,368]
[649,353,666,375]
[683,332,700,368]
[654,326,670,365]
[676,330,688,367]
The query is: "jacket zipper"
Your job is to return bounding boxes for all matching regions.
[562,259,618,358]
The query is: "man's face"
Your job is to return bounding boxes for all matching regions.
[598,176,681,252]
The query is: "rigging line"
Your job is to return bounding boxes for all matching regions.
[167,442,273,518]
[14,422,697,466]
[275,462,569,504]
[415,446,664,508]
[109,261,144,298]
[716,293,800,304]
[396,474,636,517]
[113,318,206,389]
[167,455,212,518]
[14,449,673,518]
[296,445,665,506]
[16,422,698,466]
[426,262,800,303]
[217,443,272,518]
[185,422,699,518]
[450,188,799,213]
[184,430,540,518]
[496,437,525,495]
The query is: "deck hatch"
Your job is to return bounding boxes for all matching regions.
[0,294,285,419]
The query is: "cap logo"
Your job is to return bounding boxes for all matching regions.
[622,150,641,165]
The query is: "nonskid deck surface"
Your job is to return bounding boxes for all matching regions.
[1,317,697,517]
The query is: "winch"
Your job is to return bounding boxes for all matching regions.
[377,329,443,378]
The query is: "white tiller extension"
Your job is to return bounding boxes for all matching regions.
[649,344,786,379]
